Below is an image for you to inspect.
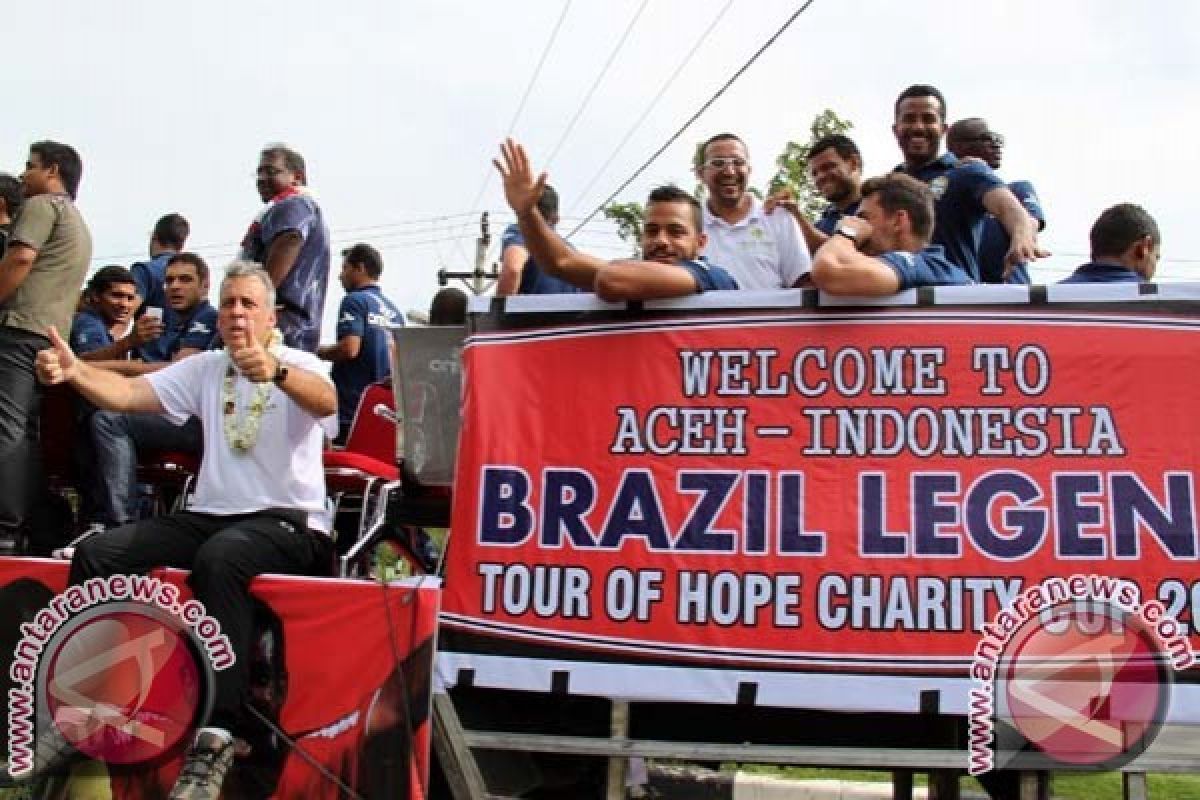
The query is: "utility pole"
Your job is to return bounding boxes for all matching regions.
[438,212,498,295]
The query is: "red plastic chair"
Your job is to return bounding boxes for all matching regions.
[324,382,400,550]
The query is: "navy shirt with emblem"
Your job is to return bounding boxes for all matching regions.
[815,200,862,236]
[897,154,1004,283]
[501,224,584,295]
[979,180,1045,285]
[876,245,972,290]
[139,301,218,362]
[70,309,117,354]
[1059,262,1145,284]
[680,258,739,291]
[331,284,403,439]
[240,193,331,352]
[130,252,175,312]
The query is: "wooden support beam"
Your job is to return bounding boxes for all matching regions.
[432,692,489,800]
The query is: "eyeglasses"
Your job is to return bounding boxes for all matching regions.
[962,133,1005,147]
[702,157,748,170]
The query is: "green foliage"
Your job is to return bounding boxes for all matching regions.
[768,109,855,218]
[602,201,645,256]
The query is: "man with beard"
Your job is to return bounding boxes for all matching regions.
[695,133,811,288]
[239,144,330,352]
[767,134,864,256]
[947,118,1045,284]
[810,173,971,294]
[494,138,737,298]
[892,85,1046,282]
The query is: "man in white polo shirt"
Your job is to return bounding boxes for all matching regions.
[695,133,812,289]
[35,260,337,799]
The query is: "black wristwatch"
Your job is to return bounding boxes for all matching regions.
[272,358,289,386]
[834,224,860,247]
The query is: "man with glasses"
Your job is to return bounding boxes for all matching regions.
[695,133,812,289]
[947,118,1045,284]
[892,85,1047,283]
[239,143,330,352]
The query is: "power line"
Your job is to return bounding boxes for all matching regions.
[565,0,820,239]
[543,0,651,171]
[569,0,734,216]
[456,0,574,257]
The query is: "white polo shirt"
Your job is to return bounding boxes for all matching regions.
[701,197,812,290]
[147,347,338,533]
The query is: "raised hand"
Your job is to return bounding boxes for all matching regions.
[36,327,79,385]
[493,138,548,217]
[229,318,276,383]
[764,187,799,216]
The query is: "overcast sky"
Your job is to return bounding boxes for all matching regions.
[4,0,1197,336]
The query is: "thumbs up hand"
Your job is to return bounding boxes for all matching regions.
[229,317,277,383]
[36,327,79,385]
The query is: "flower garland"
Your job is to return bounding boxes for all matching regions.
[222,329,283,452]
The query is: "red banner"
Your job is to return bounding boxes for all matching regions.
[0,558,438,799]
[443,302,1200,711]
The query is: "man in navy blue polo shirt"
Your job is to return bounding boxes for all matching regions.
[892,85,1046,283]
[494,138,737,299]
[766,134,864,257]
[497,184,582,296]
[318,243,402,443]
[240,143,330,352]
[1061,204,1160,284]
[810,173,971,294]
[947,119,1046,285]
[130,212,189,315]
[83,253,218,529]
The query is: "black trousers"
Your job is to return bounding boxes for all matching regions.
[0,326,47,532]
[69,509,332,735]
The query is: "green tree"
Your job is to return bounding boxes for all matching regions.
[602,201,645,256]
[768,109,854,219]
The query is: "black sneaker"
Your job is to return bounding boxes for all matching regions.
[168,728,234,800]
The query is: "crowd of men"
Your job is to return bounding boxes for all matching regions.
[496,83,1160,299]
[0,81,1163,799]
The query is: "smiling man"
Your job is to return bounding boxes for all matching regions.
[35,260,337,798]
[493,138,737,300]
[810,173,971,295]
[892,85,1046,283]
[696,133,811,289]
[239,143,330,352]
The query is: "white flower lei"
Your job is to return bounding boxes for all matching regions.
[222,329,283,452]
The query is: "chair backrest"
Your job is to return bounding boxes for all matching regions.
[390,325,465,488]
[343,381,398,464]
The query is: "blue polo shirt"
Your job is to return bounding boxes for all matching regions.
[680,258,738,291]
[501,224,583,295]
[1060,262,1145,284]
[897,154,1004,283]
[815,200,862,236]
[240,193,331,352]
[979,181,1045,285]
[130,252,175,312]
[139,301,218,362]
[877,245,972,290]
[331,284,403,439]
[70,309,116,354]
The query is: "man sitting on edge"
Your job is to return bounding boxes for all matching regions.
[34,260,337,799]
[493,138,737,299]
[810,173,972,295]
